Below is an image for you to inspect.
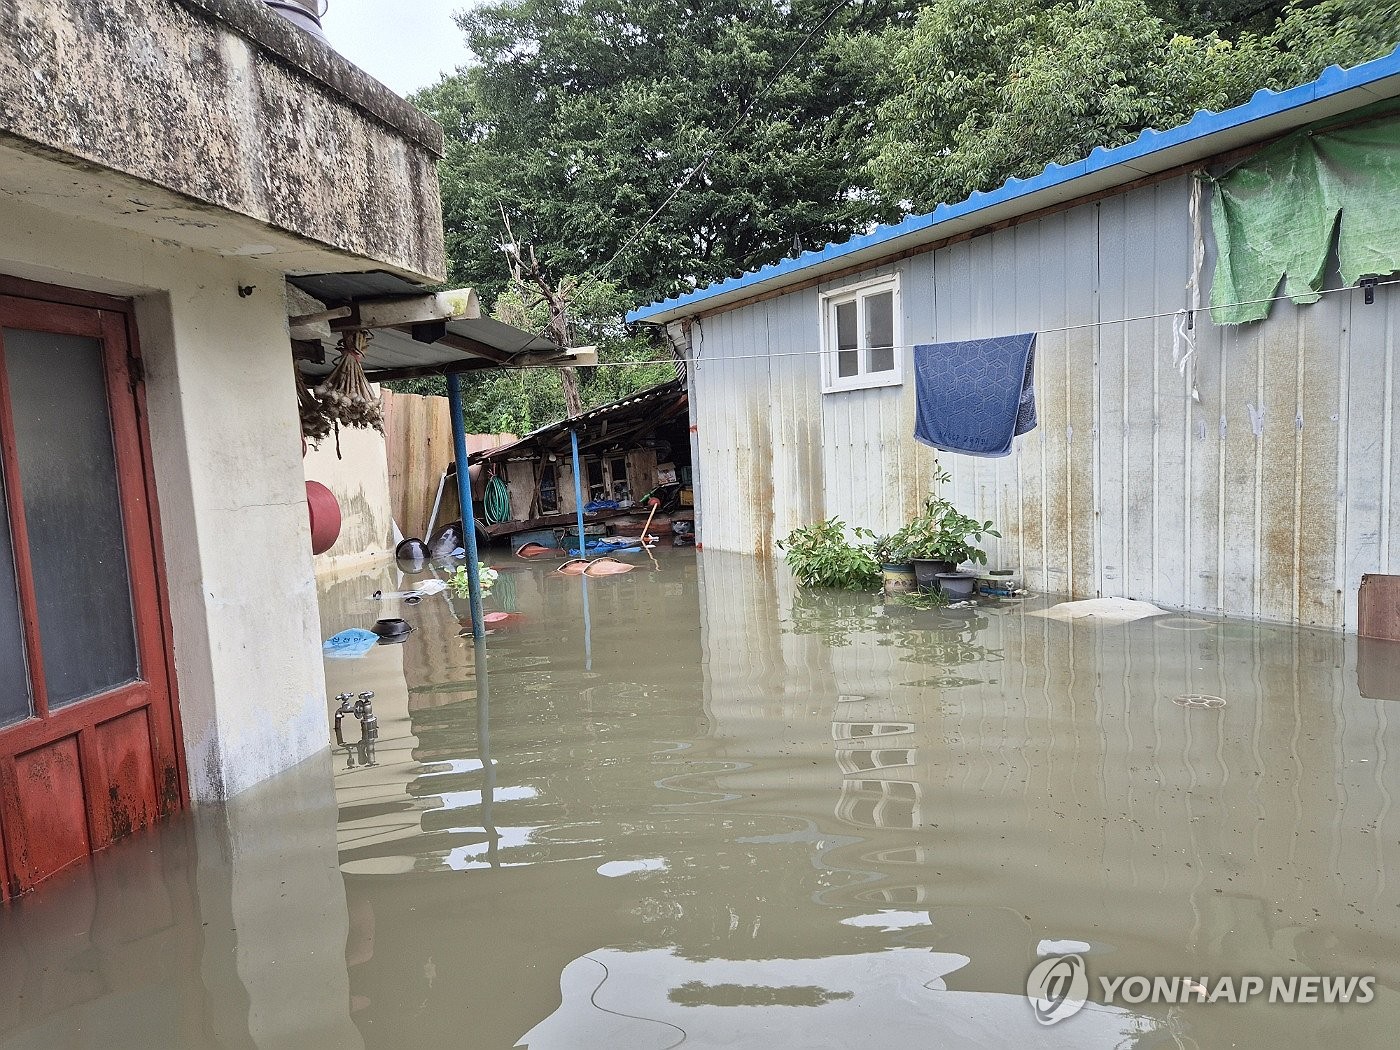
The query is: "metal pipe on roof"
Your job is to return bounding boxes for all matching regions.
[263,0,328,39]
[447,372,486,642]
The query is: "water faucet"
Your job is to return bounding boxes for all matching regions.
[355,691,378,741]
[333,693,355,746]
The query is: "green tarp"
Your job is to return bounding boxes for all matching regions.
[1208,105,1400,325]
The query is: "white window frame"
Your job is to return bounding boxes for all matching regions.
[820,273,903,393]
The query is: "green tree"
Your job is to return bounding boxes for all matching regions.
[406,0,922,433]
[869,0,1400,213]
[1145,1,1295,35]
[415,0,921,308]
[392,274,676,436]
[409,0,1398,433]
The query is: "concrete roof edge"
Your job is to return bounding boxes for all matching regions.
[174,0,445,156]
[628,44,1400,325]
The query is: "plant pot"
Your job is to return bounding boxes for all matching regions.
[935,572,978,599]
[881,562,917,597]
[911,559,955,592]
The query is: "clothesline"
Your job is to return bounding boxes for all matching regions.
[498,276,1396,370]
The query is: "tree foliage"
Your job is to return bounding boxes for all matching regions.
[408,0,1398,433]
[407,0,924,432]
[389,275,675,436]
[416,0,921,308]
[870,0,1400,212]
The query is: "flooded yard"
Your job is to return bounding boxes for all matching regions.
[3,547,1400,1047]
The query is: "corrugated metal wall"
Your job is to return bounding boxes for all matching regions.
[689,174,1400,629]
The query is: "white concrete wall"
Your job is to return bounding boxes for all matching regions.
[0,194,329,802]
[304,403,396,577]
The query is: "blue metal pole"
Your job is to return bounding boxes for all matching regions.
[474,642,497,864]
[570,427,587,559]
[446,372,485,642]
[580,574,592,671]
[569,427,592,668]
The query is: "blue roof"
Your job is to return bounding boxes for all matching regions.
[628,44,1400,324]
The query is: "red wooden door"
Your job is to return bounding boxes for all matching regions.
[0,286,182,901]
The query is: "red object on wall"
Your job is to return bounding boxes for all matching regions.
[306,481,342,555]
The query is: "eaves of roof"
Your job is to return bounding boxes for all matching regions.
[475,377,687,461]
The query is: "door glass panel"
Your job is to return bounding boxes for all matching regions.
[4,329,139,707]
[865,290,895,373]
[0,459,32,727]
[835,300,858,378]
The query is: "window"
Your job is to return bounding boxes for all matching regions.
[538,463,559,513]
[608,456,630,501]
[586,459,607,502]
[821,274,902,392]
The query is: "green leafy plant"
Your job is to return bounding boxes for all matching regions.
[870,0,1399,214]
[900,466,1000,566]
[447,563,499,599]
[870,532,915,566]
[777,518,881,590]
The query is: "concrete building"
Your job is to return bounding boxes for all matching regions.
[0,0,579,899]
[630,48,1400,632]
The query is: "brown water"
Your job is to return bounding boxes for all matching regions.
[3,547,1400,1048]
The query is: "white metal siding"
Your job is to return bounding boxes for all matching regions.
[689,174,1398,629]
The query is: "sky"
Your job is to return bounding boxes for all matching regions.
[323,1,476,97]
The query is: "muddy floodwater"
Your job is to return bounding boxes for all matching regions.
[3,547,1400,1048]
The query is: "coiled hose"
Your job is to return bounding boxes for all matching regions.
[483,476,511,525]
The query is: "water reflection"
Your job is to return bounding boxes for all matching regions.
[0,756,361,1049]
[320,548,1400,1047]
[516,947,1157,1048]
[2,547,1398,1048]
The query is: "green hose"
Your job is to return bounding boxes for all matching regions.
[483,476,511,525]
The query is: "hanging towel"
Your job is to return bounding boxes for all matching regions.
[913,334,1038,457]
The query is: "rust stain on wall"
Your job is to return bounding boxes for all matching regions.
[749,401,776,558]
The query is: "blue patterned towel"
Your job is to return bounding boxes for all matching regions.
[913,334,1038,457]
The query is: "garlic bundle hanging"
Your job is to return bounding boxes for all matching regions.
[315,330,384,432]
[295,358,332,446]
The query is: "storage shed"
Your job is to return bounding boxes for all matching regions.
[471,377,693,546]
[630,48,1400,631]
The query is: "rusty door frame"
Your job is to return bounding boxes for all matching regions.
[0,274,185,901]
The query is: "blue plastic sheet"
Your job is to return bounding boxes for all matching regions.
[323,628,379,659]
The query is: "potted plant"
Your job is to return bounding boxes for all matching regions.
[930,505,999,596]
[871,531,917,597]
[902,469,999,593]
[777,518,881,591]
